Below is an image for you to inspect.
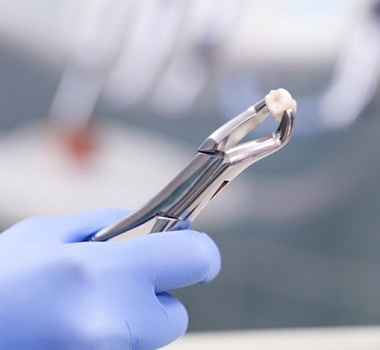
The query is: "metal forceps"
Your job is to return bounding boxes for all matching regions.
[89,98,295,241]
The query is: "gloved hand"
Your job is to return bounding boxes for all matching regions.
[0,209,220,350]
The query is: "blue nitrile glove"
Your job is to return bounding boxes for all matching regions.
[0,209,220,350]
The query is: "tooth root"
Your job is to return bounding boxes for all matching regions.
[265,88,296,121]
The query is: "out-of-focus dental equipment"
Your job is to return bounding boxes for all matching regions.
[48,0,130,158]
[104,0,241,115]
[320,0,380,129]
[89,89,296,241]
[50,0,130,125]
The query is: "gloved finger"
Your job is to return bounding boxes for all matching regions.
[58,208,131,243]
[171,219,191,231]
[5,208,130,243]
[109,230,221,292]
[152,231,221,291]
[135,292,188,350]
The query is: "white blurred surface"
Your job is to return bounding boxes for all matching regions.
[0,123,249,226]
[162,326,380,350]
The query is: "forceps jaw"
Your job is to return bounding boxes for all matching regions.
[225,109,295,166]
[198,100,268,154]
[198,97,294,169]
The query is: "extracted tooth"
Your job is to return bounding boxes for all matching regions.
[265,88,297,121]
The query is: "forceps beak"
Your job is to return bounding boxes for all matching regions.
[199,99,295,166]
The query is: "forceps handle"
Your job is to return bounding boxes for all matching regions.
[88,152,230,241]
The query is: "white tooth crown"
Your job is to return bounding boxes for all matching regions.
[265,88,297,121]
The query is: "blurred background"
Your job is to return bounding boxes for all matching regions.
[0,0,380,339]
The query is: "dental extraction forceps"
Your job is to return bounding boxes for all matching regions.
[89,95,295,242]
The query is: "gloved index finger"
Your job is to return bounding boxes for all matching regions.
[111,230,221,293]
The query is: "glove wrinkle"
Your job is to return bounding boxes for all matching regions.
[123,319,139,350]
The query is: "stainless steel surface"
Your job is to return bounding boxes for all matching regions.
[89,99,295,241]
